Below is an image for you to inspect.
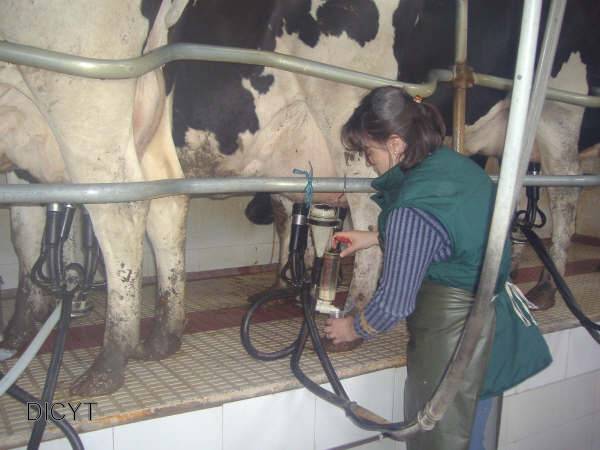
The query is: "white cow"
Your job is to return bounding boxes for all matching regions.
[464,52,588,309]
[0,0,190,395]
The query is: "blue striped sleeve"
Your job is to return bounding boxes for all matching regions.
[353,208,451,339]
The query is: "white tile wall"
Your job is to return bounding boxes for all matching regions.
[183,242,275,273]
[12,428,113,450]
[1,196,277,289]
[222,388,315,450]
[567,327,600,378]
[0,262,19,292]
[505,414,594,450]
[591,412,600,450]
[499,370,600,448]
[314,369,396,450]
[391,367,407,424]
[338,367,406,450]
[563,371,600,421]
[501,377,568,444]
[113,406,221,450]
[11,359,599,450]
[391,367,407,450]
[505,330,569,396]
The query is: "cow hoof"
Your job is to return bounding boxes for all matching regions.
[131,332,181,361]
[69,352,126,397]
[0,324,37,353]
[526,281,557,310]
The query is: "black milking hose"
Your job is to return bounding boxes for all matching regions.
[242,202,427,438]
[291,284,422,433]
[242,275,423,435]
[241,287,301,361]
[244,198,600,439]
[45,208,62,289]
[0,371,84,450]
[291,284,349,400]
[27,289,74,450]
[29,208,76,450]
[520,226,600,343]
[20,203,84,449]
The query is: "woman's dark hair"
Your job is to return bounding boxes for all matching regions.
[341,86,446,170]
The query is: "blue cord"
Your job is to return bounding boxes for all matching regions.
[293,162,314,208]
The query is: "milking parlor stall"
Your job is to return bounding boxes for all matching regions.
[1,1,600,449]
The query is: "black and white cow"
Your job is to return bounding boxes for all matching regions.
[0,0,398,396]
[165,0,401,309]
[0,0,597,396]
[392,0,599,308]
[246,0,600,309]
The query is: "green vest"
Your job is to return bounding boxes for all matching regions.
[371,147,552,397]
[371,146,511,293]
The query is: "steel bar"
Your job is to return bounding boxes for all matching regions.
[473,73,600,108]
[477,0,544,292]
[424,0,544,433]
[0,41,451,97]
[0,303,61,396]
[452,0,469,153]
[473,0,543,314]
[515,0,568,204]
[2,40,598,106]
[0,175,597,205]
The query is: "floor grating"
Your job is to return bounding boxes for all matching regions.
[0,240,598,448]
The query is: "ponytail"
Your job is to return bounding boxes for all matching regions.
[402,102,446,169]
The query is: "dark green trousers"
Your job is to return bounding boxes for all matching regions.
[404,282,496,450]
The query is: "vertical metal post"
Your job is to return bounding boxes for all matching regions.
[515,0,568,202]
[475,0,543,306]
[409,1,544,436]
[452,0,469,153]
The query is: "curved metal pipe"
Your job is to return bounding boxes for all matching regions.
[0,175,597,204]
[0,41,451,97]
[394,0,544,438]
[1,40,598,106]
[474,74,600,108]
[0,303,61,397]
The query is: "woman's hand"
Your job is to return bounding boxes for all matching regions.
[332,230,379,258]
[324,316,359,344]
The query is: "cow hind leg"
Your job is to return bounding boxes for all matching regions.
[526,102,583,310]
[527,186,579,309]
[272,195,294,289]
[1,202,50,353]
[131,195,188,360]
[343,193,382,313]
[131,87,189,361]
[70,202,147,396]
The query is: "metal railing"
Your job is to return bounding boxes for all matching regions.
[0,174,598,204]
[1,41,599,108]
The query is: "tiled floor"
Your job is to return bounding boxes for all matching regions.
[0,239,599,449]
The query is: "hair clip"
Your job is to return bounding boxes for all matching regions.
[413,95,423,104]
